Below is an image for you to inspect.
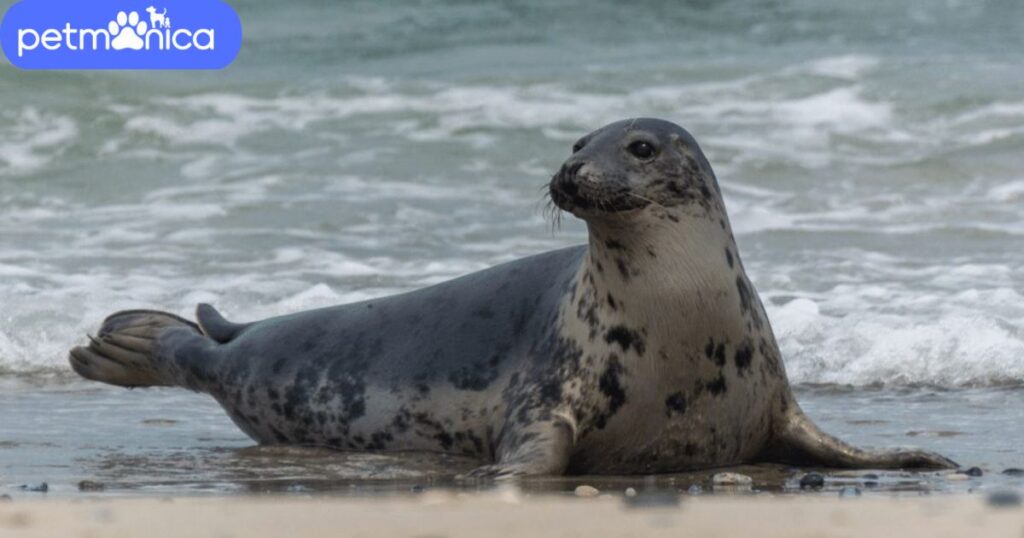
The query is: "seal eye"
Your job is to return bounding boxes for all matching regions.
[572,141,585,153]
[627,141,655,160]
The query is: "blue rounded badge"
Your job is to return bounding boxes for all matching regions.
[1,0,242,69]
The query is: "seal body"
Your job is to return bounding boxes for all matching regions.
[71,118,955,476]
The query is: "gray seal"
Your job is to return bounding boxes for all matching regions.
[70,118,955,477]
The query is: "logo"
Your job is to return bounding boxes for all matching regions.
[1,0,241,69]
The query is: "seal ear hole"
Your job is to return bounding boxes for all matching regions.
[627,140,656,160]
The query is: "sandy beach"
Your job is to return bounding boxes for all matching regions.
[1,492,1021,538]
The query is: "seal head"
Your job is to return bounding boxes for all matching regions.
[549,118,720,219]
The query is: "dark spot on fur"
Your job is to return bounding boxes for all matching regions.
[449,351,503,391]
[615,258,629,280]
[705,374,727,396]
[605,239,626,251]
[725,248,734,268]
[606,292,618,311]
[736,277,751,314]
[734,341,754,375]
[596,355,626,429]
[735,276,763,329]
[604,325,646,355]
[704,338,725,366]
[664,391,687,417]
[435,431,454,450]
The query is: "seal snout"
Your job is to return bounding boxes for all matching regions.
[549,157,645,216]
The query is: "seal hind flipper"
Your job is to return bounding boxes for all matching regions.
[69,310,212,389]
[763,404,958,469]
[196,303,248,343]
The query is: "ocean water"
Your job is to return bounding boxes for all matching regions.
[1,0,1023,496]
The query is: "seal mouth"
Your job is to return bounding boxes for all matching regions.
[549,163,649,215]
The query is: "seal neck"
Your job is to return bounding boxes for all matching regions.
[573,208,745,351]
[584,208,738,292]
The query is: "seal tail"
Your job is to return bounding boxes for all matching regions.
[69,310,210,389]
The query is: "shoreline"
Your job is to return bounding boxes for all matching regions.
[1,492,1022,537]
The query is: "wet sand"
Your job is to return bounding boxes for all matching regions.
[1,491,1022,538]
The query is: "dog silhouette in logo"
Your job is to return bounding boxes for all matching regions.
[146,6,170,29]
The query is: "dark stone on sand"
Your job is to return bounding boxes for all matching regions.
[18,482,47,493]
[799,473,825,489]
[77,480,106,492]
[410,485,425,493]
[986,490,1022,508]
[963,467,983,477]
[862,473,879,488]
[1001,468,1024,477]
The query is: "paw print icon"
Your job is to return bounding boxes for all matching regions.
[108,11,148,50]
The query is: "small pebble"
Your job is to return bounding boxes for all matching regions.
[409,484,425,493]
[574,485,600,497]
[624,487,637,497]
[712,472,752,486]
[799,473,825,489]
[0,494,11,502]
[1002,468,1024,477]
[862,473,879,488]
[838,486,862,498]
[687,484,703,495]
[77,480,106,492]
[964,467,983,477]
[986,490,1022,508]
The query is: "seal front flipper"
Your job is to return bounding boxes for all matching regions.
[762,402,957,470]
[196,303,248,343]
[70,309,216,390]
[460,413,577,479]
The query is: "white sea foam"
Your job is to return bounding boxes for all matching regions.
[773,298,1024,387]
[0,108,78,175]
[802,54,881,80]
